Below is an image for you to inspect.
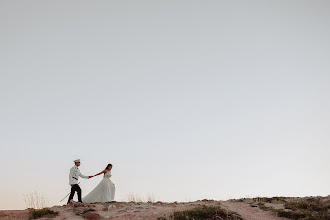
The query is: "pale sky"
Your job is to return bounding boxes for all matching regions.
[1,0,330,210]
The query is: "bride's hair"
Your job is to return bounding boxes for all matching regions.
[105,164,112,170]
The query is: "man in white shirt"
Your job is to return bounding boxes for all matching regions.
[67,159,93,204]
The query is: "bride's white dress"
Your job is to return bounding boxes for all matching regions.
[82,172,115,203]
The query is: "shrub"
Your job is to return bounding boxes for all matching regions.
[126,193,155,203]
[257,202,276,212]
[253,197,287,203]
[170,205,242,220]
[278,198,330,220]
[28,208,58,219]
[24,191,49,209]
[277,210,306,219]
[284,200,327,212]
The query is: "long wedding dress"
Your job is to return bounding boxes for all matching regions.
[82,172,115,203]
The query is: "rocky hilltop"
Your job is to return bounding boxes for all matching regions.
[1,195,329,219]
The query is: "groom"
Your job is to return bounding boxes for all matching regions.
[67,159,93,204]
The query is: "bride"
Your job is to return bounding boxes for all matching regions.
[82,164,115,203]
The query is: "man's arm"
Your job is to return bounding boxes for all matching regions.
[79,172,90,179]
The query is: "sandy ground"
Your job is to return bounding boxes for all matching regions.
[0,210,29,220]
[0,198,290,220]
[220,201,286,220]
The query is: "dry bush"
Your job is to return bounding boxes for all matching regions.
[126,193,155,203]
[146,193,155,203]
[23,191,49,209]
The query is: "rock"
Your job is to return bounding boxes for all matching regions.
[108,204,116,210]
[0,212,7,217]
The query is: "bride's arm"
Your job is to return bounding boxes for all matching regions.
[93,169,106,177]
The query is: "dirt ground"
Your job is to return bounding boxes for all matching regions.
[0,198,290,220]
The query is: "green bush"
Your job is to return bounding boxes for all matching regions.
[28,208,58,219]
[277,210,306,219]
[285,200,327,212]
[257,202,275,211]
[170,205,242,220]
[278,198,330,220]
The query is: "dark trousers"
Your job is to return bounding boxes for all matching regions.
[67,184,82,204]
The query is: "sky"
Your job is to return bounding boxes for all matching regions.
[1,0,330,210]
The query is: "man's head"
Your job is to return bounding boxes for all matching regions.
[74,159,81,167]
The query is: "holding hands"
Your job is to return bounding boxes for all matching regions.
[89,165,113,179]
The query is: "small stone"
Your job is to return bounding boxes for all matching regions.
[108,204,116,210]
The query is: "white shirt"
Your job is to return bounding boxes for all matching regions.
[69,165,89,185]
